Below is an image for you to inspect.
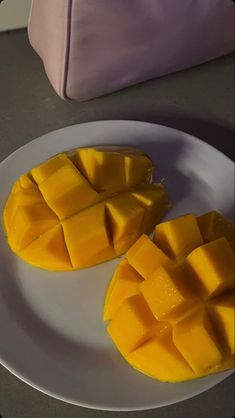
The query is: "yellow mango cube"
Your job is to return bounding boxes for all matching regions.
[31,153,73,184]
[85,148,126,191]
[107,293,158,356]
[62,203,115,269]
[75,146,154,192]
[125,154,153,187]
[8,202,58,252]
[11,180,22,194]
[209,354,235,375]
[154,213,203,261]
[127,234,171,280]
[103,259,143,321]
[3,188,43,233]
[126,234,148,260]
[114,234,144,257]
[74,148,90,179]
[19,173,37,189]
[186,238,234,298]
[173,309,222,374]
[3,146,170,271]
[20,225,72,271]
[106,195,145,255]
[39,164,99,220]
[104,212,234,382]
[197,211,235,242]
[127,331,195,382]
[208,292,235,354]
[140,265,195,321]
[132,183,171,234]
[3,194,17,233]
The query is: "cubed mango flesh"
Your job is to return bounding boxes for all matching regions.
[132,183,171,234]
[105,212,235,382]
[207,292,235,354]
[20,224,72,271]
[154,213,203,261]
[19,173,37,189]
[31,153,73,184]
[75,146,153,192]
[107,293,160,356]
[3,146,169,270]
[186,238,234,298]
[3,187,43,234]
[8,202,59,252]
[11,180,22,194]
[106,195,144,255]
[197,211,235,242]
[127,331,195,382]
[103,259,143,321]
[62,203,116,269]
[83,148,126,192]
[124,153,153,187]
[39,164,99,220]
[75,147,124,191]
[173,309,222,374]
[140,265,196,321]
[74,148,90,179]
[127,234,171,279]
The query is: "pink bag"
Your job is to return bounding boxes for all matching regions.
[28,0,234,101]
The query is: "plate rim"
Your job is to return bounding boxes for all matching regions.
[0,120,234,167]
[0,356,233,411]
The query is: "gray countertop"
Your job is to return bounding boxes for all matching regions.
[0,30,234,418]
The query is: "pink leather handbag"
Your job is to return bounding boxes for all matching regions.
[28,0,234,101]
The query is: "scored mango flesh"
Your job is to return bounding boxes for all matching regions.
[104,212,235,382]
[3,146,170,270]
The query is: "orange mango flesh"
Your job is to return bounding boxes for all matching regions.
[107,293,166,357]
[3,146,170,270]
[75,146,153,191]
[62,203,116,269]
[154,213,203,261]
[126,331,195,382]
[8,202,59,252]
[103,259,143,321]
[20,224,72,271]
[207,292,235,355]
[31,153,74,184]
[132,183,169,235]
[126,234,171,280]
[172,308,223,374]
[3,187,44,234]
[140,264,197,321]
[39,164,99,220]
[186,238,234,298]
[105,212,235,382]
[197,211,235,242]
[106,194,145,255]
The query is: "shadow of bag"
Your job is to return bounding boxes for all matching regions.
[28,0,234,101]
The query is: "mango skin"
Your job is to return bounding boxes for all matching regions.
[3,147,170,271]
[105,212,235,383]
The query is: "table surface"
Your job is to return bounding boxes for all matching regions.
[0,30,234,418]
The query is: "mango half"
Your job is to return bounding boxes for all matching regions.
[105,212,235,382]
[3,146,170,270]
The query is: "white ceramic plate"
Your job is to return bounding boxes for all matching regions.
[0,121,234,411]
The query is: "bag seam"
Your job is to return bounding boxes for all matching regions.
[62,0,73,99]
